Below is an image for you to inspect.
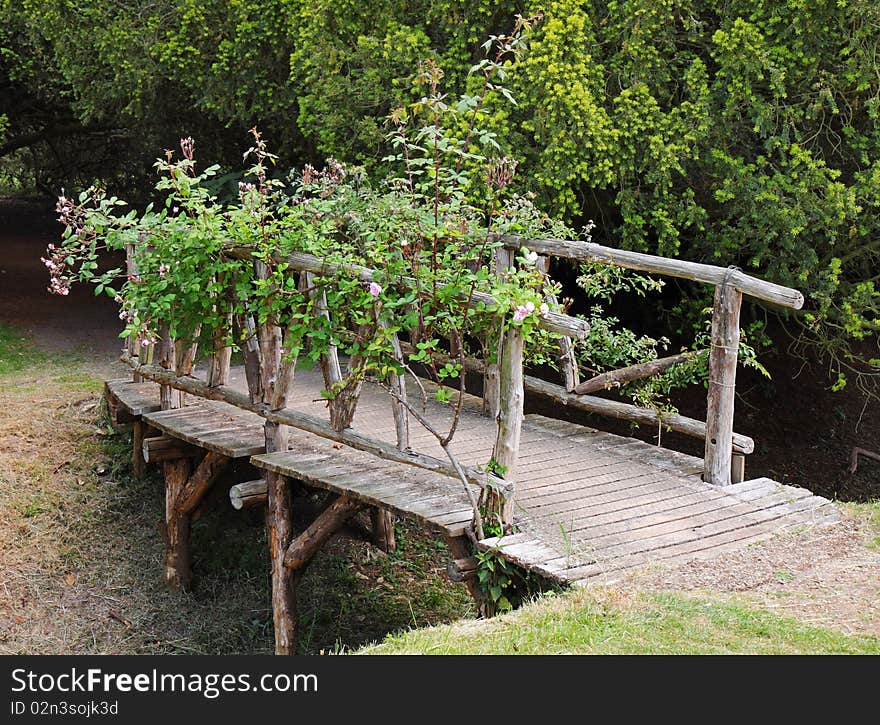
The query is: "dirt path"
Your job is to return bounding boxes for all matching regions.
[0,198,124,372]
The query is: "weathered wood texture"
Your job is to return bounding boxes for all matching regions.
[123,353,511,497]
[284,495,365,570]
[500,235,804,309]
[486,249,524,526]
[397,344,754,455]
[536,255,579,392]
[142,434,198,463]
[704,283,743,486]
[230,479,269,510]
[163,458,191,588]
[574,350,706,395]
[124,241,143,383]
[208,316,232,387]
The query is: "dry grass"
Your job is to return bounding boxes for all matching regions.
[0,327,473,654]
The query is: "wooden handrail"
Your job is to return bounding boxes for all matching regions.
[499,235,804,309]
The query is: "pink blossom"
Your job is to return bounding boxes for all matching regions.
[540,303,550,317]
[141,339,151,348]
[369,281,382,298]
[512,305,531,322]
[524,301,535,313]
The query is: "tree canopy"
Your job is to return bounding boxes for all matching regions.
[2,0,878,392]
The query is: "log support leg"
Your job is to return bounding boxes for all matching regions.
[267,472,298,655]
[163,450,231,590]
[163,459,192,589]
[371,509,396,552]
[132,420,146,479]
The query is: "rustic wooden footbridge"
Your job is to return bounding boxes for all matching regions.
[104,235,838,654]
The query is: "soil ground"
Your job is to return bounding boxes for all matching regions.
[1,197,877,651]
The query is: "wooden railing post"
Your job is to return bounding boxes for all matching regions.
[124,241,142,383]
[704,280,743,486]
[158,324,182,410]
[536,255,579,392]
[484,248,522,529]
[208,313,232,387]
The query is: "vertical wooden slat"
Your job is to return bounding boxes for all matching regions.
[536,255,579,392]
[124,241,142,383]
[255,259,298,655]
[131,420,146,479]
[236,313,263,404]
[158,324,182,410]
[704,281,742,486]
[208,313,232,387]
[483,247,510,419]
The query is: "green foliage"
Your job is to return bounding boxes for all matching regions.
[5,0,879,392]
[474,544,547,616]
[48,29,576,433]
[505,0,879,393]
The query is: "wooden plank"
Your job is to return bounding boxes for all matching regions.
[564,491,824,566]
[557,478,775,532]
[567,497,836,582]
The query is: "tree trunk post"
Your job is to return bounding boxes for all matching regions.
[131,420,146,479]
[482,248,521,530]
[158,325,183,410]
[208,314,232,387]
[256,258,300,655]
[704,281,742,486]
[124,241,142,383]
[163,457,192,589]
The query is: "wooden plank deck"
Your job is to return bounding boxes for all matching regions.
[106,367,839,585]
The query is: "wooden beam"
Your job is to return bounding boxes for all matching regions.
[121,353,512,497]
[230,478,268,510]
[267,472,297,654]
[573,350,706,396]
[177,451,230,515]
[445,535,484,611]
[208,315,232,387]
[447,556,479,583]
[500,235,804,309]
[125,241,142,383]
[143,435,199,463]
[704,283,743,486]
[731,452,746,484]
[236,313,263,404]
[283,495,366,571]
[158,325,182,410]
[536,255,580,392]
